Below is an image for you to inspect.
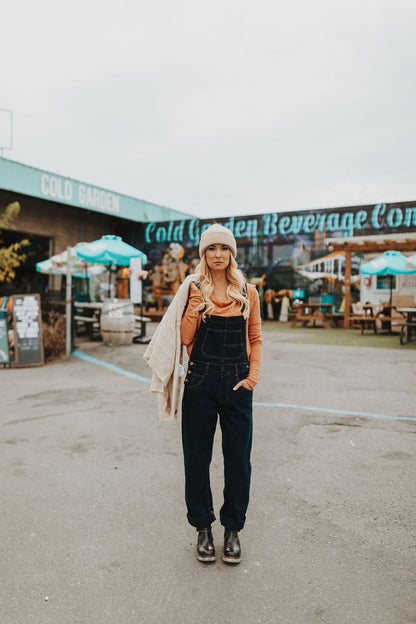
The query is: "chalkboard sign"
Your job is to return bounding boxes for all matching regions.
[0,310,10,365]
[12,294,44,367]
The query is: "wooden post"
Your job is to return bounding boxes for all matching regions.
[66,247,72,355]
[344,248,352,328]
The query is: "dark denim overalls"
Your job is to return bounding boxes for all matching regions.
[182,314,253,531]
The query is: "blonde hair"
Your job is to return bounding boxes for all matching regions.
[194,253,250,319]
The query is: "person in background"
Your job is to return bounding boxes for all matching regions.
[115,266,130,299]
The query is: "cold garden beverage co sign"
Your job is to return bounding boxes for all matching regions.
[144,203,416,246]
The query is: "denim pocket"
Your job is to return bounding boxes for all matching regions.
[234,371,253,393]
[184,369,206,389]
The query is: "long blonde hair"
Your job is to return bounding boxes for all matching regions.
[194,253,250,319]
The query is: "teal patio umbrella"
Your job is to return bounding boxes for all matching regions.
[36,244,106,276]
[75,235,147,266]
[76,235,148,301]
[405,254,416,271]
[360,250,416,303]
[36,245,106,356]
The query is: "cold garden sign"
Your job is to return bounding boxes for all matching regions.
[12,294,44,367]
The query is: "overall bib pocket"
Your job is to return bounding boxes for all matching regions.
[201,327,245,361]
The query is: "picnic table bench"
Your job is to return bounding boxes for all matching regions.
[133,314,152,343]
[290,303,337,329]
[397,308,416,345]
[74,302,103,340]
[349,304,378,335]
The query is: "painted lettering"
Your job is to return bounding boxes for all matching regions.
[235,219,246,237]
[40,174,48,196]
[371,203,386,229]
[289,215,304,234]
[316,214,327,232]
[340,212,354,237]
[145,222,155,243]
[303,214,316,233]
[386,207,403,228]
[262,213,278,236]
[40,174,72,201]
[223,217,235,235]
[278,215,291,235]
[172,221,185,242]
[155,226,166,242]
[188,219,200,244]
[325,213,340,232]
[354,210,368,230]
[403,207,416,227]
[245,219,258,239]
[78,185,120,214]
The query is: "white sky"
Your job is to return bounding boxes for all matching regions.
[2,0,416,218]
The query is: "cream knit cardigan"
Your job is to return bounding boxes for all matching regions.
[143,273,198,422]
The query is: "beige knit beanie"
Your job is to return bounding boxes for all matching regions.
[199,223,237,258]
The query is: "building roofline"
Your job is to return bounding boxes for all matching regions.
[0,156,195,223]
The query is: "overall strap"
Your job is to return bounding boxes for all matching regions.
[241,283,248,315]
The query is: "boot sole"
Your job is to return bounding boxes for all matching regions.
[197,555,216,562]
[222,555,241,564]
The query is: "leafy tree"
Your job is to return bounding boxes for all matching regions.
[0,202,30,283]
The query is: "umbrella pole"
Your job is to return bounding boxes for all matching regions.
[65,246,73,355]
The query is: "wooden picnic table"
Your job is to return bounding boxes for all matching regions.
[353,303,378,335]
[290,302,338,329]
[397,307,416,345]
[74,302,104,339]
[375,303,401,334]
[350,303,408,335]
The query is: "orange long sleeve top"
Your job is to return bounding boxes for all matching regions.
[180,283,262,389]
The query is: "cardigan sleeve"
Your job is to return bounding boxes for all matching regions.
[180,283,202,347]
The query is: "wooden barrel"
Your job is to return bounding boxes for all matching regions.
[100,299,135,344]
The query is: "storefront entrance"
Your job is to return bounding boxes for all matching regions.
[0,229,50,296]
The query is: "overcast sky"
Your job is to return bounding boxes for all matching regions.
[2,0,416,219]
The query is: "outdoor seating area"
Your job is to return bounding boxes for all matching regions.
[37,235,152,352]
[287,297,416,346]
[74,301,152,344]
[348,301,410,335]
[290,302,343,329]
[287,247,416,345]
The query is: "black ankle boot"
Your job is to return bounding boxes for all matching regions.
[196,527,216,562]
[223,530,241,564]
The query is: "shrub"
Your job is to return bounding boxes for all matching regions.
[42,312,66,362]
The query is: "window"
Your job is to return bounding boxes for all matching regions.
[376,275,395,290]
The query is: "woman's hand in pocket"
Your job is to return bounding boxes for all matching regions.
[233,379,252,392]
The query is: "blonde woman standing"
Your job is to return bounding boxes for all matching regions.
[181,224,262,564]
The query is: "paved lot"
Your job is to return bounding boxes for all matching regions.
[1,326,415,624]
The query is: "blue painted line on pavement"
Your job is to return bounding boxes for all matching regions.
[73,350,415,423]
[73,349,152,384]
[254,402,416,422]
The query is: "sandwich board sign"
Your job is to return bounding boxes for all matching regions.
[12,294,44,367]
